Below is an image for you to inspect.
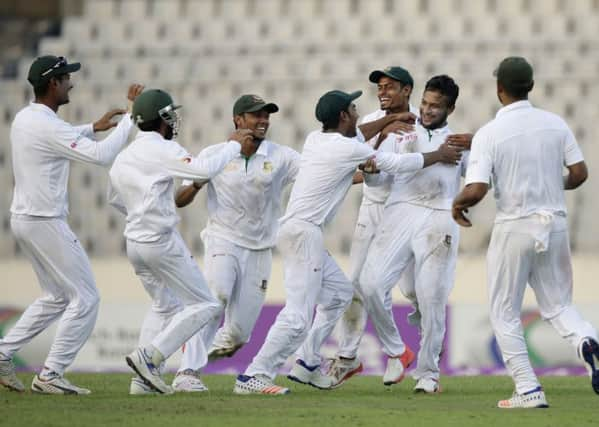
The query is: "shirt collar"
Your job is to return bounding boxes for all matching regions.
[29,102,57,117]
[416,120,450,135]
[496,100,532,118]
[255,139,270,157]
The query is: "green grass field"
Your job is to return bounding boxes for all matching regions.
[1,374,597,427]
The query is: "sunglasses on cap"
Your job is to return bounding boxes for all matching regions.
[40,56,68,77]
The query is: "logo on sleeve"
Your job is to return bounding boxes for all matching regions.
[70,142,78,149]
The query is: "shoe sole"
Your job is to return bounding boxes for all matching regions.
[0,380,25,393]
[498,403,549,409]
[287,374,331,390]
[125,355,168,395]
[233,383,290,395]
[582,339,599,394]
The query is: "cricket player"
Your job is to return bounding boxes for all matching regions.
[233,89,463,395]
[108,89,254,395]
[357,75,468,393]
[327,66,419,384]
[170,94,300,392]
[328,68,473,387]
[453,57,599,408]
[0,55,141,395]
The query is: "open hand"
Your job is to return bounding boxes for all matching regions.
[93,108,127,132]
[446,133,473,150]
[437,141,464,164]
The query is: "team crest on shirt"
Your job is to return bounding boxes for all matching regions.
[263,161,273,173]
[224,161,239,172]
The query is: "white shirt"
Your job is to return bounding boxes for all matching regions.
[108,131,241,242]
[385,121,469,210]
[281,130,424,227]
[10,102,133,217]
[360,105,420,205]
[182,140,300,250]
[465,100,584,222]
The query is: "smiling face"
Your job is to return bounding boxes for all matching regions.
[377,76,411,113]
[234,109,270,142]
[419,90,454,130]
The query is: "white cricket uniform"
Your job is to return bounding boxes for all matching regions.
[465,100,598,394]
[245,129,426,378]
[359,121,468,381]
[0,102,133,375]
[108,131,242,362]
[177,140,300,371]
[338,106,419,359]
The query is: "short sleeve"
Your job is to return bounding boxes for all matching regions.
[563,127,584,166]
[465,129,493,185]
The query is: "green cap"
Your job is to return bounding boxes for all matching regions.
[27,55,81,87]
[315,90,362,123]
[494,56,533,91]
[233,94,279,116]
[369,66,414,87]
[132,89,181,125]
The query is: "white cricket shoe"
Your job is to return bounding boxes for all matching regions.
[497,386,549,409]
[233,374,290,395]
[579,337,599,394]
[383,346,415,386]
[0,357,25,392]
[208,344,243,361]
[31,372,91,395]
[414,377,442,394]
[125,348,173,395]
[130,377,158,395]
[287,359,334,389]
[172,369,208,392]
[327,357,363,388]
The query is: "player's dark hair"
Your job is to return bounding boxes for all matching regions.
[321,109,347,131]
[33,74,68,98]
[424,75,459,108]
[138,117,163,132]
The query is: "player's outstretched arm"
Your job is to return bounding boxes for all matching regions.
[359,112,416,142]
[452,183,488,227]
[422,141,464,167]
[175,182,204,208]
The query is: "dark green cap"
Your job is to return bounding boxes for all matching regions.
[27,55,81,87]
[494,56,534,91]
[132,89,181,125]
[315,90,362,123]
[233,94,279,116]
[369,66,414,87]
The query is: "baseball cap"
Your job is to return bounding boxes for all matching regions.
[132,89,181,125]
[233,94,279,116]
[315,90,362,123]
[369,66,414,87]
[27,55,81,87]
[494,56,533,91]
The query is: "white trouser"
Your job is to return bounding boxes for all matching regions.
[360,203,458,381]
[337,201,415,359]
[126,231,222,361]
[246,218,353,378]
[0,215,99,375]
[488,215,598,394]
[179,235,271,371]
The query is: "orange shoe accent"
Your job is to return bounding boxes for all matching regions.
[398,346,416,369]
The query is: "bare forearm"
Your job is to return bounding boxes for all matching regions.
[358,116,396,141]
[175,184,200,208]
